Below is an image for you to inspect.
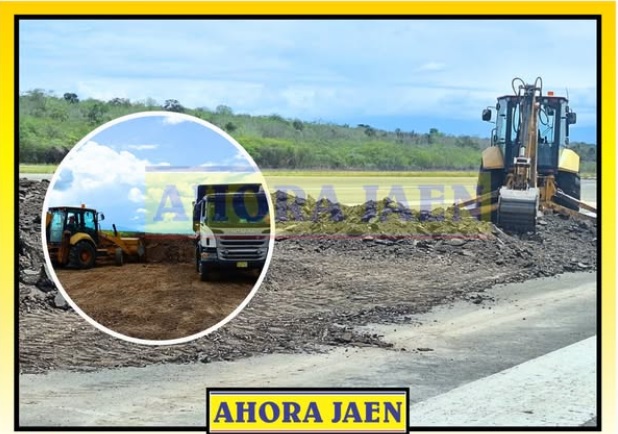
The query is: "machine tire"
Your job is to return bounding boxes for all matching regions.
[195,248,200,273]
[476,164,504,223]
[114,248,124,266]
[69,241,96,269]
[554,171,581,211]
[199,261,210,282]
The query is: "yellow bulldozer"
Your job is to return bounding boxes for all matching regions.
[45,205,146,269]
[455,77,597,232]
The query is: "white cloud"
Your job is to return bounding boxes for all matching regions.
[80,141,145,185]
[21,19,597,135]
[48,140,149,207]
[232,150,248,162]
[162,114,188,125]
[199,150,254,168]
[75,81,128,102]
[128,187,145,203]
[136,208,147,214]
[128,144,158,150]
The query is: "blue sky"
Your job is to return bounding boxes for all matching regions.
[47,113,259,232]
[20,19,597,142]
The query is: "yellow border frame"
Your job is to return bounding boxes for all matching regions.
[2,2,614,433]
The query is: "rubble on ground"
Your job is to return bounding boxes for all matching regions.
[18,179,597,374]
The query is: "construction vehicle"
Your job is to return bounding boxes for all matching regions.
[45,205,146,269]
[455,77,597,232]
[193,183,270,281]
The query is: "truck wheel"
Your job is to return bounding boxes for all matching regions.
[114,248,124,266]
[195,248,200,273]
[199,261,209,282]
[69,241,96,269]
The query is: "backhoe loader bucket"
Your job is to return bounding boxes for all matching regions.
[497,187,539,233]
[99,233,146,263]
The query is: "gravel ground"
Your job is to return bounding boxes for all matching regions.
[18,178,597,374]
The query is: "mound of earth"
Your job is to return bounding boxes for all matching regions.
[142,234,195,264]
[272,190,492,237]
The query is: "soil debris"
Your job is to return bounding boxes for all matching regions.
[273,191,492,238]
[18,179,597,374]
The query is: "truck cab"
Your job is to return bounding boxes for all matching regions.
[193,184,270,281]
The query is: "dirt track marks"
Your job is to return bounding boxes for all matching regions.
[56,263,256,341]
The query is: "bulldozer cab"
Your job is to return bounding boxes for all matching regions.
[488,93,577,175]
[46,206,100,245]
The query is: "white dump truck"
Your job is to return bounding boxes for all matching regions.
[193,183,270,281]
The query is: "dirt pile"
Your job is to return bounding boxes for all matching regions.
[142,235,194,263]
[272,191,492,237]
[18,179,597,374]
[18,179,59,311]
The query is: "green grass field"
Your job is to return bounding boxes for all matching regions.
[266,175,478,205]
[19,164,478,205]
[19,164,58,174]
[18,163,596,207]
[18,164,598,178]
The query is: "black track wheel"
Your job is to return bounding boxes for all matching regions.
[554,171,581,211]
[69,241,96,269]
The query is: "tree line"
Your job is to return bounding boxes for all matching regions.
[19,90,597,172]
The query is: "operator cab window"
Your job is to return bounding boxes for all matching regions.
[66,211,78,232]
[49,210,66,243]
[83,210,96,231]
[538,100,559,146]
[495,98,508,149]
[537,98,562,171]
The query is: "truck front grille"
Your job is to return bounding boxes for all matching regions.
[217,235,269,261]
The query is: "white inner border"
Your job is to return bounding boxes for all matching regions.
[41,111,276,346]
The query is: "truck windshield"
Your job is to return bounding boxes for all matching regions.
[206,194,269,227]
[503,96,563,171]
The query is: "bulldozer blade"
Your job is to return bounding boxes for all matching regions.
[497,187,539,233]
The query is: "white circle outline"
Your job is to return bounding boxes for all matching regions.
[41,111,276,346]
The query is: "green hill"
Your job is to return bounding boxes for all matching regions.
[18,89,596,173]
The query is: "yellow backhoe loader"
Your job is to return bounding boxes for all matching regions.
[455,77,597,232]
[45,205,146,269]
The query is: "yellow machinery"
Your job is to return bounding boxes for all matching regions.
[46,205,146,269]
[455,77,597,232]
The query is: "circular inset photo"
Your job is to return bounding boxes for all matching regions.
[42,112,274,345]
